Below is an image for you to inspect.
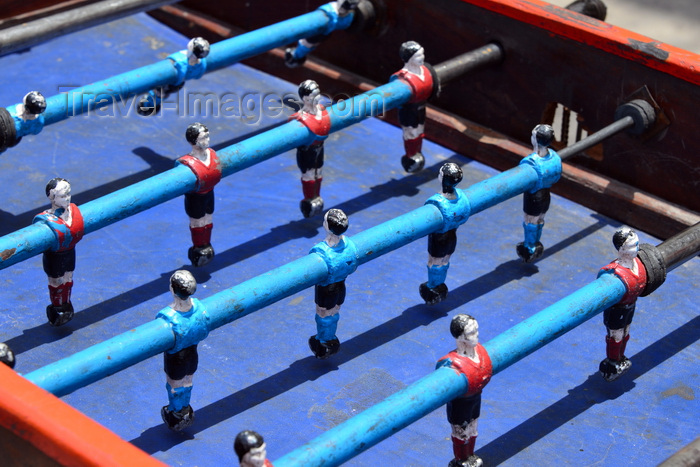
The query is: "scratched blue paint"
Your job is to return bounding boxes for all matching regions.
[25,319,174,397]
[5,3,354,140]
[0,79,417,270]
[274,367,468,467]
[272,274,628,467]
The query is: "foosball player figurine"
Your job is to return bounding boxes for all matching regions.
[436,314,492,467]
[516,124,561,263]
[292,80,331,218]
[391,41,438,173]
[138,37,210,115]
[0,342,15,369]
[234,430,274,467]
[157,270,210,431]
[33,178,85,326]
[284,1,359,67]
[177,122,221,267]
[309,209,352,358]
[598,227,647,381]
[420,163,465,305]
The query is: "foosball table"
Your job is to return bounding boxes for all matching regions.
[0,1,698,466]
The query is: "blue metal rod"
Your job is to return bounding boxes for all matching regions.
[3,4,353,142]
[21,153,543,398]
[272,273,628,466]
[0,80,412,270]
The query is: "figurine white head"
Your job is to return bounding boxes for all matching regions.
[323,208,349,248]
[46,178,71,213]
[299,80,322,115]
[186,122,210,158]
[530,124,554,157]
[169,270,196,312]
[400,41,425,74]
[613,227,639,269]
[235,430,268,467]
[21,91,46,120]
[187,37,210,65]
[451,314,479,358]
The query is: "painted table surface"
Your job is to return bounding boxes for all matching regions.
[0,12,698,467]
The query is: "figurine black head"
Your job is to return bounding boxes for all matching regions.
[532,124,554,148]
[399,41,423,64]
[0,342,15,369]
[170,270,197,300]
[298,80,320,99]
[24,91,47,115]
[338,0,360,14]
[189,37,210,59]
[45,177,70,198]
[612,226,637,251]
[186,122,208,145]
[439,162,463,194]
[234,430,265,462]
[450,313,477,339]
[325,208,349,236]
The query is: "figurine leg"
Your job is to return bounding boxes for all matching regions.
[284,37,320,68]
[162,346,197,431]
[420,263,450,305]
[401,135,426,173]
[43,250,75,326]
[300,178,324,218]
[447,396,482,467]
[516,222,544,263]
[600,303,634,381]
[309,312,341,359]
[0,342,16,369]
[189,224,215,267]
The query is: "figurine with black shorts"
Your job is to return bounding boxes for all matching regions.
[293,80,330,218]
[309,209,350,358]
[33,178,85,326]
[516,124,560,263]
[420,163,464,305]
[392,41,436,173]
[437,314,492,467]
[598,227,647,381]
[157,270,210,431]
[178,123,221,267]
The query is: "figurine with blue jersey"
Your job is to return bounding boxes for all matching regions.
[285,1,359,68]
[33,178,85,326]
[420,163,467,305]
[308,209,354,358]
[157,270,211,431]
[437,314,492,467]
[516,124,561,263]
[138,37,210,115]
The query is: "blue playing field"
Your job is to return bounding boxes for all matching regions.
[0,12,697,467]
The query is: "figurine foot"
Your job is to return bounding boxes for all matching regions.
[46,302,74,326]
[188,244,215,267]
[448,455,483,467]
[419,282,448,305]
[599,357,632,382]
[516,242,544,263]
[308,336,340,359]
[137,96,160,116]
[300,196,324,218]
[284,48,307,68]
[161,405,195,432]
[401,153,425,173]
